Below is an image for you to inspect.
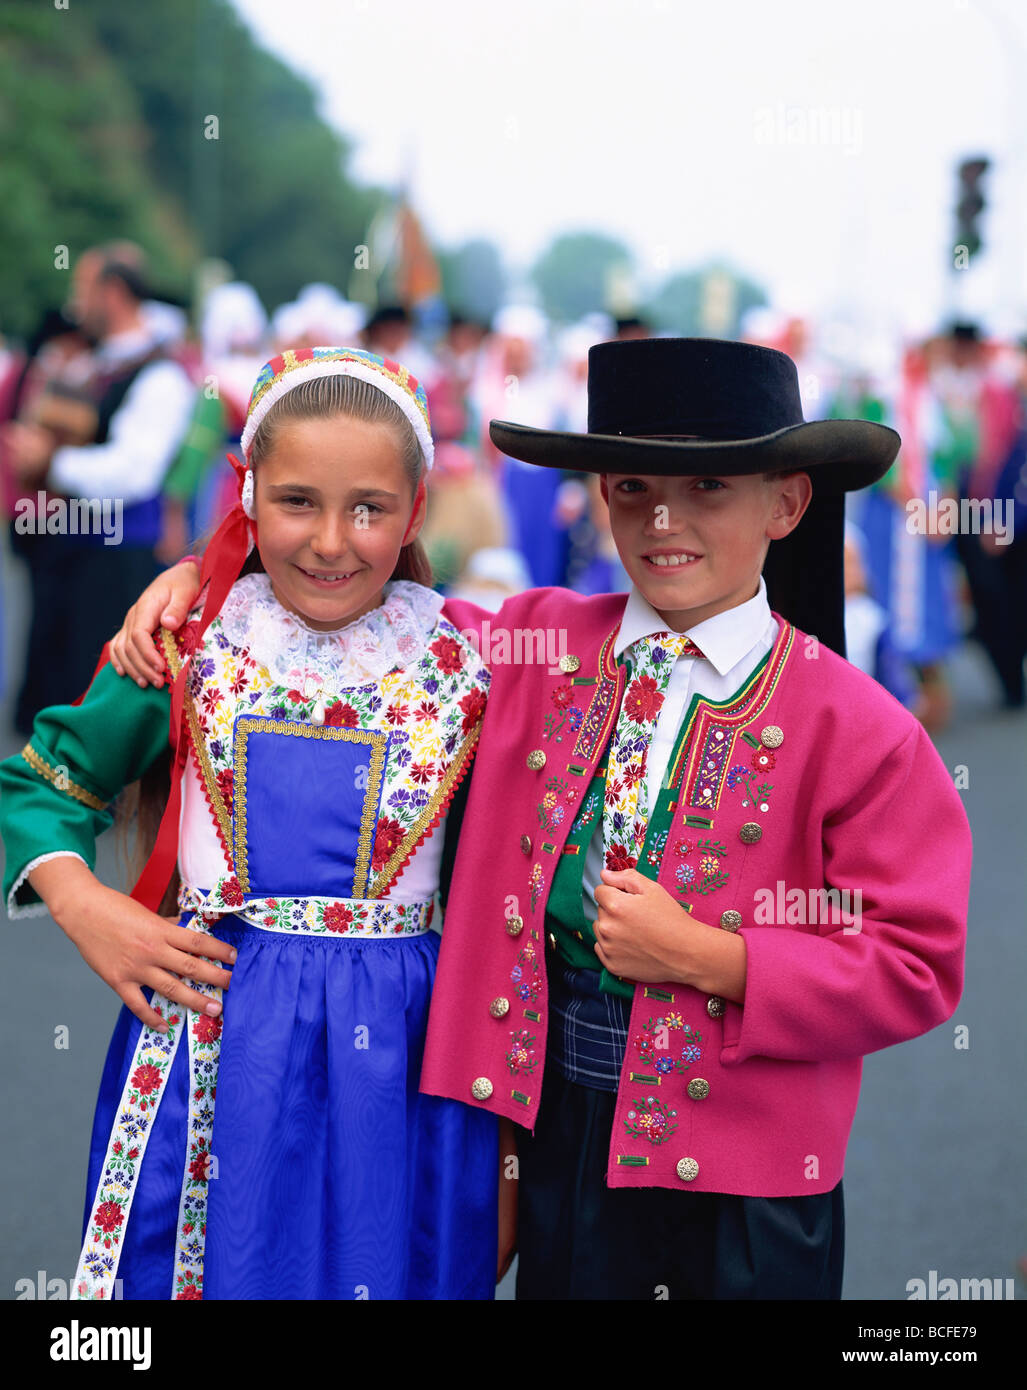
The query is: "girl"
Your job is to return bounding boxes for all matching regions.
[0,346,507,1300]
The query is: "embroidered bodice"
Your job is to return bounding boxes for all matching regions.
[218,573,448,692]
[170,577,489,931]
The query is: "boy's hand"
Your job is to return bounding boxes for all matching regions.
[34,860,236,1033]
[594,867,747,1002]
[109,558,202,688]
[593,867,702,983]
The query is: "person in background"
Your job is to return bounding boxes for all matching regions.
[446,545,533,613]
[418,440,508,592]
[614,314,654,341]
[472,304,567,587]
[364,303,437,385]
[1,246,197,719]
[973,338,1027,707]
[551,317,616,592]
[942,323,1025,710]
[425,309,487,450]
[159,281,270,554]
[0,308,94,727]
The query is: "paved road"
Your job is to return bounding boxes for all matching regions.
[1,535,1022,1302]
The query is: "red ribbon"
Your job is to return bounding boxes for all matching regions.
[401,475,427,544]
[130,454,255,912]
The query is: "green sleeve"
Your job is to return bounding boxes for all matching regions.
[0,665,172,917]
[162,389,226,503]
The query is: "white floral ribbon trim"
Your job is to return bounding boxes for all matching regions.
[194,877,434,937]
[73,908,224,1301]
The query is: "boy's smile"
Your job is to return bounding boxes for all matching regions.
[601,470,812,630]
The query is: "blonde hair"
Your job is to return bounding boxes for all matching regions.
[248,373,433,586]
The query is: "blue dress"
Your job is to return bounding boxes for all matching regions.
[74,578,498,1300]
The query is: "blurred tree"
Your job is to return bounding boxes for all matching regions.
[0,0,396,340]
[531,232,634,322]
[88,0,385,310]
[0,3,186,340]
[438,239,507,324]
[645,263,768,338]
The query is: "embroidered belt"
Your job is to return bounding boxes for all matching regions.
[75,903,222,1299]
[180,880,435,937]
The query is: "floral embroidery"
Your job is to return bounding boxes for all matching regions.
[537,775,570,833]
[76,998,187,1298]
[172,989,221,1301]
[196,881,432,937]
[430,634,465,674]
[571,788,600,833]
[184,605,489,894]
[674,838,693,857]
[674,838,729,898]
[323,701,359,728]
[542,685,583,743]
[529,862,544,912]
[505,1029,538,1076]
[605,843,638,872]
[623,1096,678,1145]
[513,942,544,1002]
[623,674,665,723]
[727,762,774,814]
[633,1015,704,1078]
[645,828,668,867]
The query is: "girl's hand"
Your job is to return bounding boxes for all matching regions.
[31,859,236,1033]
[109,558,202,688]
[497,1117,518,1283]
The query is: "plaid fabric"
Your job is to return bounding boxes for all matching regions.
[546,952,630,1093]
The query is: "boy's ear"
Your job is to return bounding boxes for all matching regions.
[766,471,813,540]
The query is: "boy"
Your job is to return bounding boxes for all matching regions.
[107,338,971,1299]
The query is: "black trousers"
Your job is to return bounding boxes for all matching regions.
[516,1061,844,1300]
[956,528,1027,706]
[11,525,159,734]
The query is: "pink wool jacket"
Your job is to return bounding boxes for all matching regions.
[424,587,971,1196]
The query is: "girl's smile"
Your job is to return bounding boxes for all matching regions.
[252,414,426,631]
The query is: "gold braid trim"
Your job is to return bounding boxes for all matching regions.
[158,627,235,863]
[369,718,482,898]
[20,744,108,811]
[232,718,389,896]
[158,625,184,679]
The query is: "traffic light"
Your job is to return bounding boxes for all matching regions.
[954,157,990,261]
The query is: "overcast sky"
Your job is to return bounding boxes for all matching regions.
[233,0,1026,338]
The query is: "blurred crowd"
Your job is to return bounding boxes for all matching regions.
[1,242,1026,738]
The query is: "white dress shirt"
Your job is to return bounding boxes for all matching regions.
[579,575,779,920]
[49,326,196,506]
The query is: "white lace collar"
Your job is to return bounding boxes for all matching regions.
[218,572,446,690]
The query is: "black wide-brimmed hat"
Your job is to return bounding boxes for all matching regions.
[489,338,903,659]
[489,337,899,492]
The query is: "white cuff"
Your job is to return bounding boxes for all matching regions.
[7,850,88,920]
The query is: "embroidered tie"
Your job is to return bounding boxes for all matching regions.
[601,631,706,870]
